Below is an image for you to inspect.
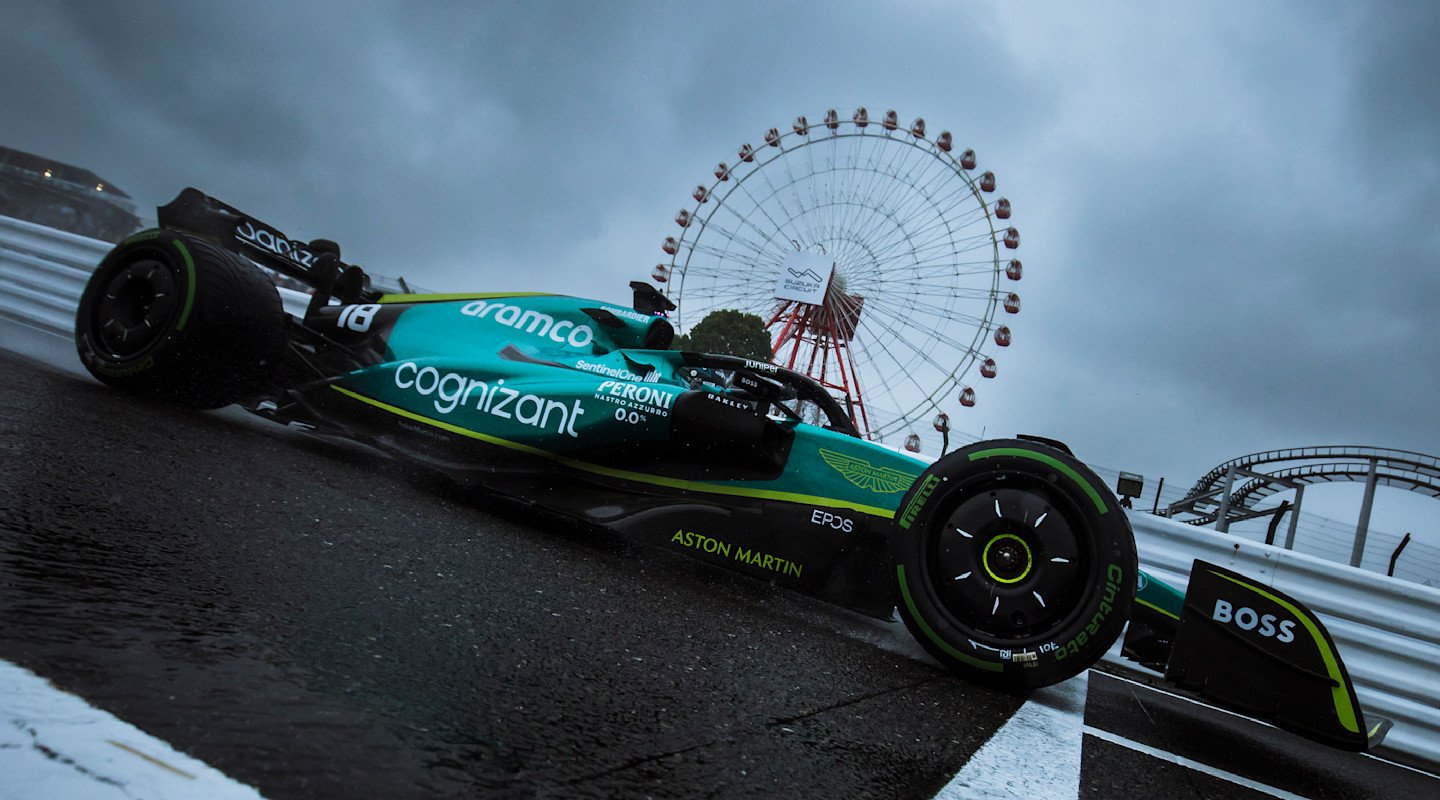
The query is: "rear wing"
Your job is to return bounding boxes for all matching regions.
[156,187,379,308]
[1163,560,1390,751]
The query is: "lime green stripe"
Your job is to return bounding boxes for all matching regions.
[375,291,552,304]
[982,533,1032,584]
[1209,570,1358,733]
[330,385,896,518]
[172,240,197,331]
[896,565,1002,672]
[1135,596,1179,621]
[968,447,1108,514]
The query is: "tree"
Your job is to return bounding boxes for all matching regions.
[672,309,774,362]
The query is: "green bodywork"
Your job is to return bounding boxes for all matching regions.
[329,292,927,519]
[323,291,1181,604]
[1136,569,1185,621]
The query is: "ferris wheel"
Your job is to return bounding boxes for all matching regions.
[653,107,1022,451]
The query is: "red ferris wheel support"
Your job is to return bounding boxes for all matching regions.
[766,288,872,438]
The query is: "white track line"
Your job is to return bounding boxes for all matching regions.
[933,671,1089,799]
[0,660,264,800]
[1082,725,1313,800]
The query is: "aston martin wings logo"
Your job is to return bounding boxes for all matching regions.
[819,449,915,494]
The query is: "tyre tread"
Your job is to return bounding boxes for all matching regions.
[76,230,288,408]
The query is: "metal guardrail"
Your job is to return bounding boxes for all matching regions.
[0,214,310,335]
[3,214,1437,771]
[0,214,103,335]
[1111,512,1440,771]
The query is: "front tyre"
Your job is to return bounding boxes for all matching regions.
[891,438,1136,689]
[75,228,287,409]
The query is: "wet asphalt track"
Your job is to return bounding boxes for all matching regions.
[0,339,1021,798]
[2,326,1437,799]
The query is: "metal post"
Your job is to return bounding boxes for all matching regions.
[1283,485,1304,550]
[1388,533,1413,577]
[1351,458,1380,568]
[1215,465,1238,533]
[1265,500,1292,546]
[1151,477,1165,515]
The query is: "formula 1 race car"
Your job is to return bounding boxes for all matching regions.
[74,188,1389,752]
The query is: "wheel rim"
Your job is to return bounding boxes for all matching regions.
[93,257,179,358]
[927,482,1091,641]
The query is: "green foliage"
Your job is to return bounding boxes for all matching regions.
[672,309,774,362]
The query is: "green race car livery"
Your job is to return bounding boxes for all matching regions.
[72,188,1387,752]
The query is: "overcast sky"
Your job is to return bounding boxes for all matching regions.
[3,1,1436,547]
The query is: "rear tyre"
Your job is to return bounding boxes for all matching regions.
[75,228,287,409]
[890,438,1136,689]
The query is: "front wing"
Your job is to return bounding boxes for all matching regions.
[1125,560,1390,751]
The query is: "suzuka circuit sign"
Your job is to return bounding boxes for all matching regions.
[775,251,835,306]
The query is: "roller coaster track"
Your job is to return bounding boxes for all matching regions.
[1167,446,1440,530]
[1187,447,1440,496]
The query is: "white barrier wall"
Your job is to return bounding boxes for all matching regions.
[0,215,103,335]
[0,215,310,335]
[2,214,1437,771]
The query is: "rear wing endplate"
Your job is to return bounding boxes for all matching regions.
[156,187,377,306]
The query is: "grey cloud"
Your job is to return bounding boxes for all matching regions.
[1,1,1435,529]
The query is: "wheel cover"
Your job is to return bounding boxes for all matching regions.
[93,257,178,358]
[927,482,1093,641]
